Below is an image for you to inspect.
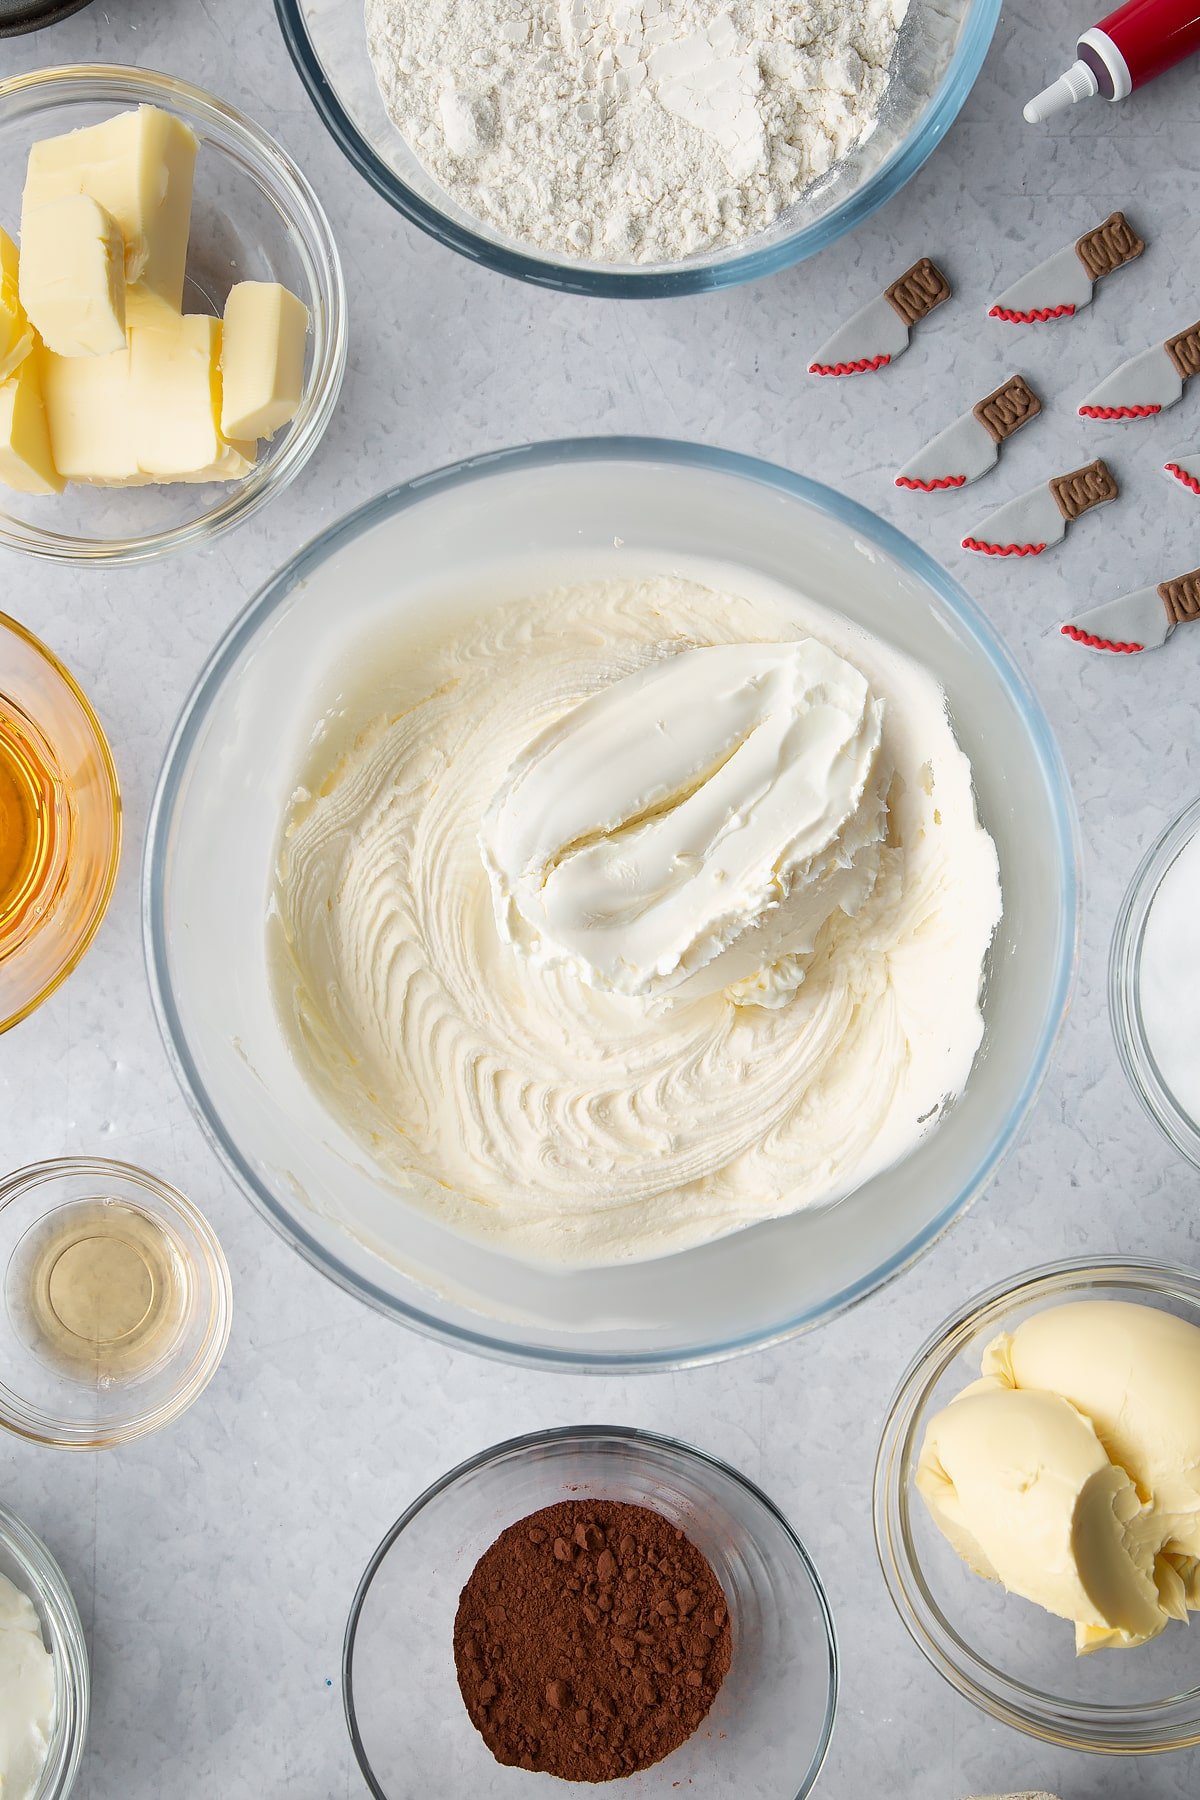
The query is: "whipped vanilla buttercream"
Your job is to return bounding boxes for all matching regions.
[270,571,1001,1266]
[480,639,886,1005]
[0,1569,56,1800]
[918,1299,1200,1653]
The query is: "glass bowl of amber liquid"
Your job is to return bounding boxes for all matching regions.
[0,611,120,1030]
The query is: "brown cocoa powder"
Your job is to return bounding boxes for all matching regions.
[453,1498,732,1782]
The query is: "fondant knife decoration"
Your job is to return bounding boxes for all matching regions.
[1163,446,1200,496]
[896,374,1042,491]
[1079,320,1200,419]
[963,459,1118,556]
[988,212,1144,323]
[809,258,950,376]
[1061,565,1200,656]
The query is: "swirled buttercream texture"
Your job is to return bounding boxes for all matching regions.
[270,574,1001,1265]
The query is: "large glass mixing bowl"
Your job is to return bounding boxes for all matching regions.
[274,0,1000,296]
[144,439,1078,1370]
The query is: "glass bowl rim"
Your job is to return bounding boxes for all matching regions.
[0,62,348,567]
[1109,793,1200,1172]
[872,1253,1200,1754]
[0,608,122,1034]
[341,1421,839,1800]
[0,1153,234,1449]
[272,0,1001,298]
[142,434,1081,1374]
[0,1496,90,1800]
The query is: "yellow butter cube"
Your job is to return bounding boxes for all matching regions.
[19,195,127,358]
[22,105,198,321]
[0,355,64,496]
[220,280,308,441]
[175,437,258,483]
[40,341,139,484]
[0,227,33,384]
[128,313,223,477]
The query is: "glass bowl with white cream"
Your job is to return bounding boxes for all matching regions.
[0,65,346,566]
[874,1255,1200,1754]
[1110,796,1200,1170]
[0,1500,88,1800]
[145,438,1078,1370]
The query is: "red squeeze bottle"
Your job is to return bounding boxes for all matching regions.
[1025,0,1200,121]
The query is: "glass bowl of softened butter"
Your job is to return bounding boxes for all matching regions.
[0,1500,89,1800]
[874,1255,1200,1754]
[0,65,346,565]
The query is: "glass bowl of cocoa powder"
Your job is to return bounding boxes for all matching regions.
[343,1424,838,1795]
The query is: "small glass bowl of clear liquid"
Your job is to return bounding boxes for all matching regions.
[0,1157,232,1448]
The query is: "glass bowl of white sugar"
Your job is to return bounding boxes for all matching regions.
[274,0,1000,295]
[1111,796,1200,1170]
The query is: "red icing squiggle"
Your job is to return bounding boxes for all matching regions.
[989,303,1076,323]
[962,537,1046,556]
[1165,461,1200,495]
[1060,624,1143,654]
[1079,403,1161,419]
[808,354,891,376]
[895,473,966,491]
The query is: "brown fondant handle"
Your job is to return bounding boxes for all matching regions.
[1165,322,1200,384]
[1074,212,1144,282]
[1051,459,1118,522]
[1159,570,1200,627]
[973,374,1042,444]
[885,258,952,327]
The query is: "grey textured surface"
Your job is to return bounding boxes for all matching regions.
[4,1,1200,1796]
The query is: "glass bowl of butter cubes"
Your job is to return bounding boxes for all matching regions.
[0,65,346,565]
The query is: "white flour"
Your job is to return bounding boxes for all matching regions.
[365,0,911,263]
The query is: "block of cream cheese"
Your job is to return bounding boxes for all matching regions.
[39,342,140,484]
[480,639,886,1003]
[916,1384,1166,1651]
[128,313,222,477]
[18,194,127,357]
[0,353,63,495]
[220,280,308,440]
[22,105,198,324]
[0,227,34,383]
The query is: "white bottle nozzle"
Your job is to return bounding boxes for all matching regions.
[1024,59,1099,124]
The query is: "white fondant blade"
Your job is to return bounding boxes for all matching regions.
[1061,585,1169,654]
[1079,344,1183,418]
[1163,448,1200,496]
[896,411,994,490]
[809,295,909,375]
[989,246,1093,322]
[963,482,1061,554]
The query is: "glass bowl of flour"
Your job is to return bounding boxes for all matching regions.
[144,439,1077,1369]
[273,0,1000,293]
